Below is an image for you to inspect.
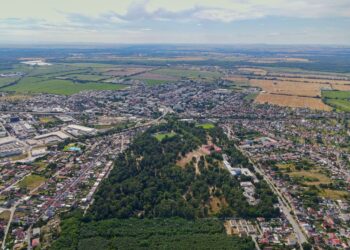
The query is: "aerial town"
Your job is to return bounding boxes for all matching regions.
[0,55,349,250]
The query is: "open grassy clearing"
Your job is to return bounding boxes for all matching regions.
[196,123,215,130]
[0,211,11,222]
[319,189,349,200]
[3,77,125,95]
[154,132,176,141]
[18,174,46,191]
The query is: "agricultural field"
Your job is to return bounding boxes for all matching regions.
[2,77,125,95]
[152,68,221,80]
[249,79,327,97]
[322,90,350,112]
[17,174,46,192]
[255,93,332,111]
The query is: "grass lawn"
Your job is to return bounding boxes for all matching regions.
[3,77,125,95]
[154,132,176,141]
[39,116,56,123]
[319,189,349,200]
[244,93,258,101]
[196,123,215,130]
[289,170,332,185]
[0,211,11,222]
[18,175,46,192]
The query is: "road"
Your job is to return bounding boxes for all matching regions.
[223,125,307,248]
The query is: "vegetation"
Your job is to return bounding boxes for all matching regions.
[51,215,255,250]
[3,77,125,95]
[196,123,215,130]
[17,174,46,192]
[52,120,279,249]
[322,90,350,112]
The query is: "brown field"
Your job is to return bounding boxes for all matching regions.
[267,77,350,85]
[209,196,228,214]
[135,72,178,81]
[331,84,350,91]
[250,79,328,97]
[255,93,332,111]
[176,146,209,168]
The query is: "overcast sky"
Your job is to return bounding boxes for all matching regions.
[1,0,350,45]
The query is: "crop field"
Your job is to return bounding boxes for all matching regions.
[255,93,332,111]
[3,77,125,95]
[18,174,46,192]
[331,84,350,91]
[249,79,328,97]
[152,68,221,80]
[322,90,350,112]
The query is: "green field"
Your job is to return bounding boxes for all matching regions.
[322,90,350,99]
[60,74,107,82]
[325,99,350,112]
[322,90,350,112]
[152,68,221,80]
[154,132,176,141]
[142,79,168,86]
[0,77,20,87]
[196,123,215,129]
[3,77,125,95]
[18,175,46,191]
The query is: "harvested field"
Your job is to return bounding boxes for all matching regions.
[255,93,332,111]
[250,79,328,97]
[331,84,350,91]
[260,77,350,85]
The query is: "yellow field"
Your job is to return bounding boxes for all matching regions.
[255,93,332,111]
[249,79,328,97]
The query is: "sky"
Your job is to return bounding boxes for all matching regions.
[1,0,350,45]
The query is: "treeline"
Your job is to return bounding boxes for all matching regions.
[51,215,255,250]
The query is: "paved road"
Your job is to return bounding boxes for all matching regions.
[223,125,307,247]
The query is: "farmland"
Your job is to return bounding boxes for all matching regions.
[322,90,350,111]
[2,77,125,95]
[255,93,332,111]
